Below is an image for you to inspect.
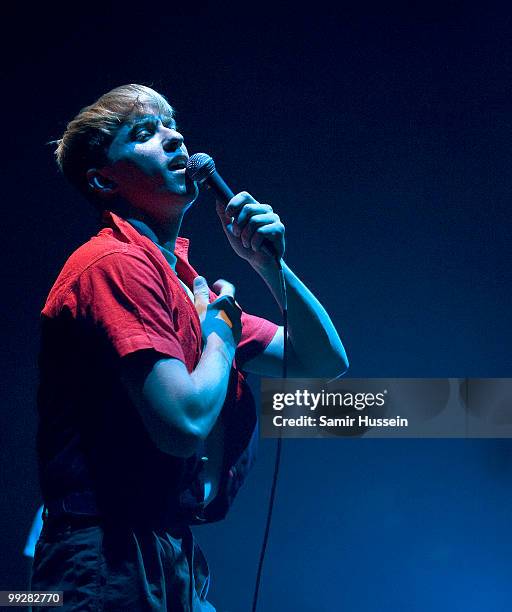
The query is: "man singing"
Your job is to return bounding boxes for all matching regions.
[32,84,348,610]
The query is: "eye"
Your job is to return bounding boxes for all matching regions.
[130,119,158,142]
[134,127,153,141]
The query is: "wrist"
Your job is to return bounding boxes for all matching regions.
[250,257,281,279]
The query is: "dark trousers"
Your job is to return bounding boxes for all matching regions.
[30,514,215,611]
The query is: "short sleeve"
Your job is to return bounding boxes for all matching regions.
[69,251,187,362]
[236,311,279,366]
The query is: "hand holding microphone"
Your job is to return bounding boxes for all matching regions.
[186,154,285,268]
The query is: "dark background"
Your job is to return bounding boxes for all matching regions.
[2,6,512,611]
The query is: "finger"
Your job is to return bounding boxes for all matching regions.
[250,222,286,256]
[212,278,235,298]
[224,191,258,219]
[232,203,273,237]
[216,200,236,238]
[239,212,277,248]
[215,200,232,225]
[193,276,210,314]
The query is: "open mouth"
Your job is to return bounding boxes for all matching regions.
[168,159,187,171]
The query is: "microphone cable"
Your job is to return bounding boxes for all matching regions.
[251,256,287,612]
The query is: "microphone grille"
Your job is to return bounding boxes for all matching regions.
[186,153,216,183]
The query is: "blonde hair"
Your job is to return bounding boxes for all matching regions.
[55,84,175,207]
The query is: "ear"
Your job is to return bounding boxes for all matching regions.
[86,169,118,198]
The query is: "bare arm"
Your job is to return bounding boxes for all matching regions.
[217,193,349,379]
[121,277,241,458]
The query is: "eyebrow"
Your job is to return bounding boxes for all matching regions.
[128,115,176,129]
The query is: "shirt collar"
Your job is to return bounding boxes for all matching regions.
[101,210,191,263]
[125,217,178,271]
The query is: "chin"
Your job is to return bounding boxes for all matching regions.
[185,174,199,200]
[166,175,198,203]
[179,182,199,209]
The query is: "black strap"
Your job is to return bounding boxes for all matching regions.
[44,491,101,520]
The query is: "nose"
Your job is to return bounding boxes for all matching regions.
[162,127,184,153]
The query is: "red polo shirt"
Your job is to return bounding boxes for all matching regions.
[42,210,278,370]
[37,211,278,525]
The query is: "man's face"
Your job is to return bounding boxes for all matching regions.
[101,109,198,218]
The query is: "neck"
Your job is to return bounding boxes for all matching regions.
[122,208,184,252]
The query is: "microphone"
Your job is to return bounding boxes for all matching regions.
[186,153,280,261]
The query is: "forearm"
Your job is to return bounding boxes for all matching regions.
[187,335,235,438]
[255,260,348,377]
[217,190,347,377]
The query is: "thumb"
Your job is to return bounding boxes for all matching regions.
[216,201,234,235]
[193,276,210,316]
